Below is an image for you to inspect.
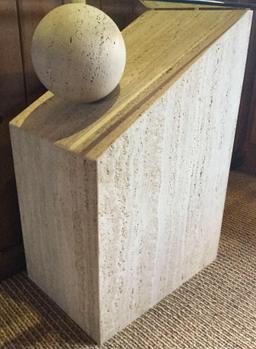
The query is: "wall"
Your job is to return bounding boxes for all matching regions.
[232,12,256,173]
[0,0,64,280]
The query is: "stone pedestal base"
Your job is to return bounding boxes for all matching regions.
[10,9,252,344]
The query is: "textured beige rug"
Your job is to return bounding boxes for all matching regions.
[1,171,256,349]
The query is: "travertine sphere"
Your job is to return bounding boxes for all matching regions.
[31,4,126,103]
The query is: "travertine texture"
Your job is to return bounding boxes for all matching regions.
[9,135,101,341]
[32,4,126,102]
[12,9,247,155]
[10,10,252,344]
[97,12,252,340]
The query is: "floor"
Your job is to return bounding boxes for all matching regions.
[1,170,256,348]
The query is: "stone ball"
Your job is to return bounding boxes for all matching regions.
[31,4,126,103]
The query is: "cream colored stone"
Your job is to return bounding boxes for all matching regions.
[10,10,252,345]
[31,4,126,102]
[98,13,252,339]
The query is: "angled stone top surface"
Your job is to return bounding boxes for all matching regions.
[10,9,247,160]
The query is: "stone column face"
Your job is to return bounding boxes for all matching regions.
[10,10,252,344]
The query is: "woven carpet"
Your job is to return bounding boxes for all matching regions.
[1,170,256,349]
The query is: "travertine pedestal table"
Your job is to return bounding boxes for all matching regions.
[10,9,252,344]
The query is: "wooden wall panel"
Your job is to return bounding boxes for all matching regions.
[232,11,256,174]
[86,1,101,8]
[101,0,134,28]
[0,0,26,278]
[101,0,145,29]
[16,0,62,104]
[0,0,61,280]
[0,1,26,117]
[232,12,256,168]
